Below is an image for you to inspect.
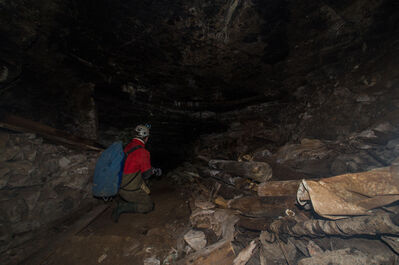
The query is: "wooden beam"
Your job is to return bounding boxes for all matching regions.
[237,216,272,231]
[228,196,297,218]
[0,113,103,151]
[178,240,236,265]
[257,180,301,197]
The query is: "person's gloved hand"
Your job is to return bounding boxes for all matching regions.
[152,168,162,177]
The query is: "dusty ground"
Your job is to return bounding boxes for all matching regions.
[41,179,190,265]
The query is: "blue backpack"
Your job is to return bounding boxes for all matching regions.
[92,141,142,199]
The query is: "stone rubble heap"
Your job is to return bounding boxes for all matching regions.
[0,131,99,256]
[165,116,399,264]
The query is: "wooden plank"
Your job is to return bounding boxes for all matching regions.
[257,180,301,197]
[0,113,103,151]
[233,240,258,265]
[179,240,236,265]
[237,216,273,231]
[22,204,109,265]
[228,196,297,218]
[214,196,229,208]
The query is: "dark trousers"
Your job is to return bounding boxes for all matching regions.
[119,189,154,213]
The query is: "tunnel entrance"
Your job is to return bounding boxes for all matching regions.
[1,0,399,264]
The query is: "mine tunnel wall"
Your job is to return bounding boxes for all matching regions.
[0,131,98,254]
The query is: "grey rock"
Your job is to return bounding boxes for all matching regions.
[37,199,63,224]
[30,169,48,185]
[0,146,22,162]
[122,240,140,257]
[21,189,41,212]
[333,86,353,98]
[346,161,359,172]
[253,149,272,161]
[0,199,29,223]
[58,157,71,168]
[63,172,90,190]
[7,231,36,249]
[0,131,98,257]
[68,154,87,164]
[5,161,35,187]
[386,138,399,150]
[8,134,34,146]
[42,158,59,174]
[39,144,59,154]
[275,139,331,163]
[143,257,160,265]
[62,197,75,213]
[0,222,11,251]
[26,151,37,162]
[74,166,89,175]
[184,230,207,251]
[298,247,393,265]
[294,86,307,98]
[0,190,15,202]
[0,168,10,189]
[356,94,374,103]
[32,137,43,145]
[11,220,40,234]
[356,129,377,139]
[349,139,374,150]
[7,174,32,188]
[392,158,399,165]
[5,161,34,175]
[21,144,37,160]
[331,151,383,174]
[8,135,22,144]
[373,122,395,133]
[25,133,36,140]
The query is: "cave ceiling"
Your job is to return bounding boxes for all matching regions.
[0,0,398,123]
[0,1,319,105]
[59,0,292,105]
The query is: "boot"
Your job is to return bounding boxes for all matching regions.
[111,201,121,223]
[111,201,139,222]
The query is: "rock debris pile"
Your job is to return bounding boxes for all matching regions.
[166,119,399,264]
[0,131,99,262]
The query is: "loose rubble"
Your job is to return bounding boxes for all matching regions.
[0,131,99,262]
[165,118,399,264]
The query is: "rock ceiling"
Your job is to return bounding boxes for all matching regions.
[0,0,398,130]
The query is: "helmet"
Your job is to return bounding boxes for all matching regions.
[135,124,150,138]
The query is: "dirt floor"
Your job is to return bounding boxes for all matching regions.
[41,179,191,265]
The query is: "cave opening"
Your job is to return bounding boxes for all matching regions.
[0,0,399,264]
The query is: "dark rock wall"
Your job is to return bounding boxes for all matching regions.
[278,0,399,141]
[193,0,399,177]
[0,131,98,256]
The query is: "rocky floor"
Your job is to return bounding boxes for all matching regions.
[32,179,190,265]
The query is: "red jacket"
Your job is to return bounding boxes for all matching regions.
[123,138,151,174]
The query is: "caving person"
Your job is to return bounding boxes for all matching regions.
[112,124,162,222]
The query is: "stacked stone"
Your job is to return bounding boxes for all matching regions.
[0,131,99,254]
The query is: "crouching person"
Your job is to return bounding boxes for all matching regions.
[112,124,162,222]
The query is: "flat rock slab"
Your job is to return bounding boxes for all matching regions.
[184,230,207,251]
